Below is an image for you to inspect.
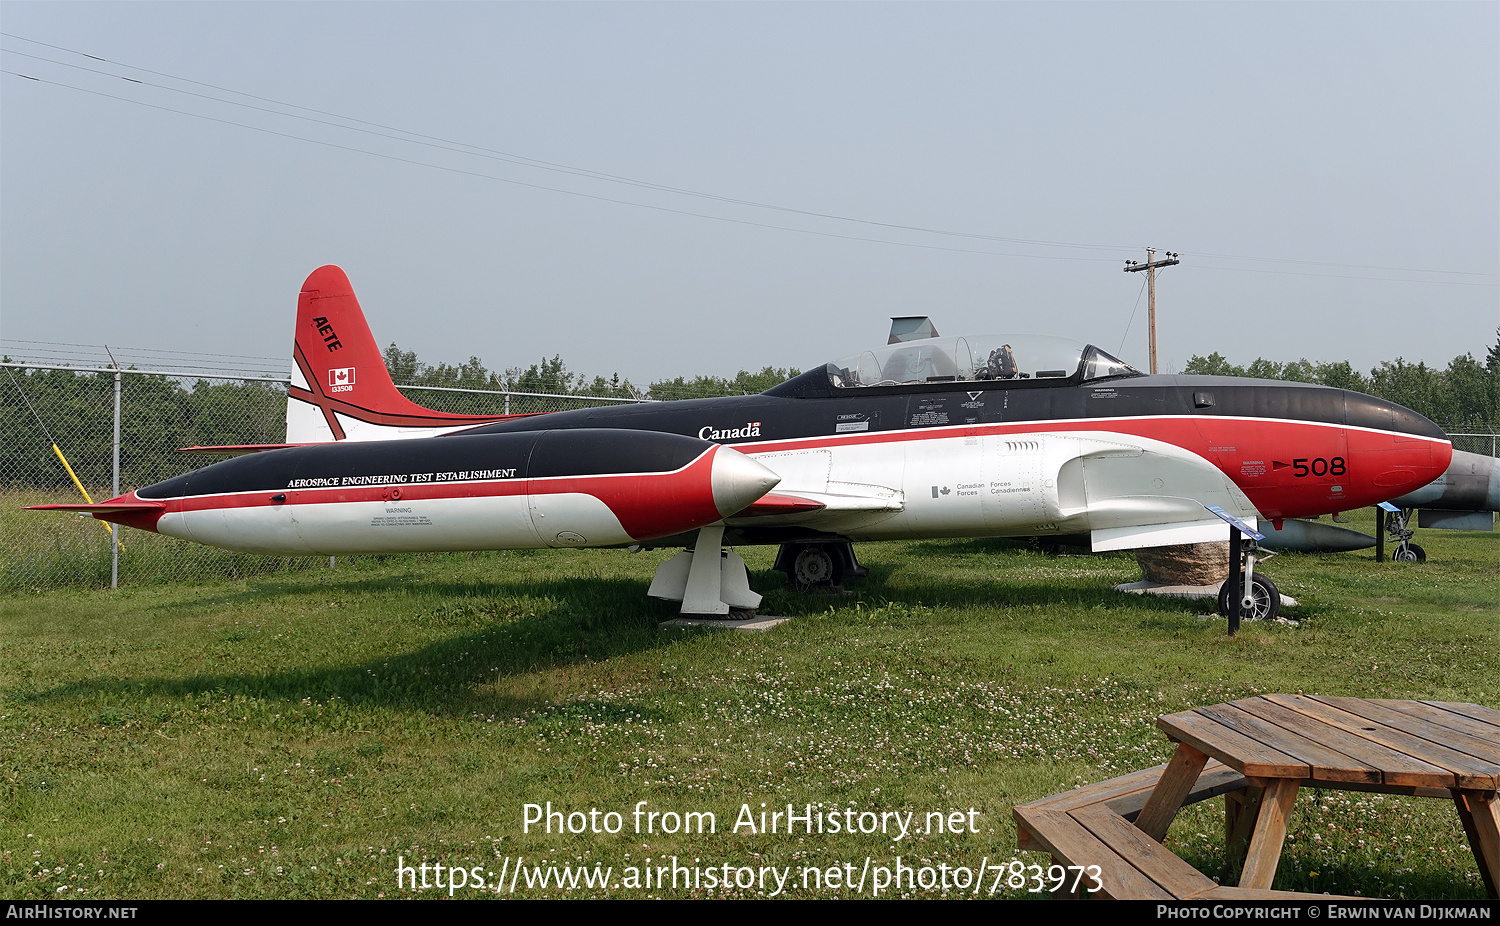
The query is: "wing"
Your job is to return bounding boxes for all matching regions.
[26,501,165,514]
[1056,432,1261,551]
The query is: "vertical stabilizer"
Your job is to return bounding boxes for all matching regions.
[287,266,513,442]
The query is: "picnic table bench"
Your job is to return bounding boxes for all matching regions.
[1014,696,1499,899]
[1014,758,1335,899]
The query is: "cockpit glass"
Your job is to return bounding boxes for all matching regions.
[823,335,1142,388]
[1081,346,1140,382]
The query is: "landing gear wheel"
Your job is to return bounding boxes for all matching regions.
[774,541,861,589]
[1394,543,1426,563]
[793,546,838,586]
[1218,574,1282,622]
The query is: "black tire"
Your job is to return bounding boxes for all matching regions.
[1393,543,1426,564]
[1218,573,1282,622]
[791,545,841,587]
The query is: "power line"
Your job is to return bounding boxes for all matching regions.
[0,68,1132,265]
[1179,248,1491,278]
[2,338,284,363]
[0,338,290,376]
[4,32,1496,286]
[0,35,1136,256]
[1117,275,1149,356]
[1177,262,1496,288]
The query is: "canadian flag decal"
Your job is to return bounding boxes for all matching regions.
[328,368,356,392]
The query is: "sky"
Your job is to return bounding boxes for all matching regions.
[1,2,1496,385]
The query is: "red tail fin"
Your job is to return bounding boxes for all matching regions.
[287,266,511,442]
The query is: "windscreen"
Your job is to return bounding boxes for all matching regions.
[824,335,1141,388]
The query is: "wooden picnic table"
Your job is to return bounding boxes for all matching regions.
[1135,695,1500,897]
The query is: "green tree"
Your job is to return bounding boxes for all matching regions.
[648,367,799,400]
[186,380,286,449]
[1312,361,1367,392]
[2,367,116,490]
[1368,358,1441,423]
[1441,352,1498,432]
[574,372,639,399]
[382,343,421,382]
[1279,359,1317,384]
[1244,358,1286,381]
[506,355,573,395]
[1182,352,1243,376]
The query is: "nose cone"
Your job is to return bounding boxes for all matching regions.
[1344,391,1449,443]
[710,446,781,517]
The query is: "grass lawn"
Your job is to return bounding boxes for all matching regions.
[2,518,1496,899]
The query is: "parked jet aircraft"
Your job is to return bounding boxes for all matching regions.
[34,266,1453,619]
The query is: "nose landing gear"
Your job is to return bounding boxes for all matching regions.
[1217,571,1281,623]
[1205,505,1285,632]
[1376,503,1427,563]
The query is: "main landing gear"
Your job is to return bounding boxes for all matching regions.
[773,541,868,589]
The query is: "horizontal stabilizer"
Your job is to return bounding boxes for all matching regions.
[27,497,167,532]
[175,443,306,455]
[27,501,165,514]
[726,484,903,526]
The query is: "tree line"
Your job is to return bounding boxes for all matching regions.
[380,343,799,413]
[1182,328,1500,434]
[2,368,286,490]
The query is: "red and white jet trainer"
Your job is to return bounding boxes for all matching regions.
[35,265,1452,618]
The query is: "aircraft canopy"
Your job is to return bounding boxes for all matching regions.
[824,335,1142,389]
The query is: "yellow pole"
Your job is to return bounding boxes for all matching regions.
[52,443,118,544]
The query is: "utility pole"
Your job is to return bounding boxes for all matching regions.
[1123,248,1180,374]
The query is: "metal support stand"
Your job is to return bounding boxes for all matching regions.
[111,369,121,590]
[1227,529,1244,636]
[647,525,763,617]
[1375,505,1385,562]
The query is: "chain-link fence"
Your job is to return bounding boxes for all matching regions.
[1,362,648,592]
[1449,433,1500,458]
